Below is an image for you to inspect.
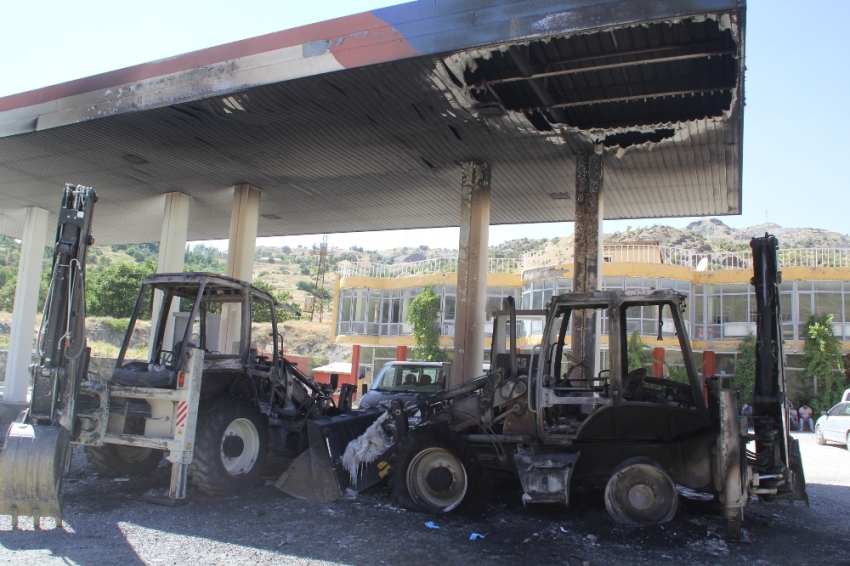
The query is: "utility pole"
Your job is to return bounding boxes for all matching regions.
[310,235,333,322]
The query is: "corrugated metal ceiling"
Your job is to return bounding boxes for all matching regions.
[0,12,744,244]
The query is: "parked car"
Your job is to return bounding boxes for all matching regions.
[842,388,850,403]
[815,402,850,450]
[358,361,450,413]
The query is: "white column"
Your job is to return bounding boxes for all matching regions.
[3,207,49,402]
[150,192,191,353]
[452,161,490,386]
[219,184,260,354]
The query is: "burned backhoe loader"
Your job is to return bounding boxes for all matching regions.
[70,272,348,506]
[296,234,806,539]
[0,184,96,527]
[0,186,355,528]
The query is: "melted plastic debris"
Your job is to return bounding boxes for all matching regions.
[341,412,393,484]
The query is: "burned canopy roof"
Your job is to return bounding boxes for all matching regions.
[464,17,738,134]
[0,0,745,244]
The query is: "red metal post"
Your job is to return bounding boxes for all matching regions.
[652,347,665,379]
[397,345,407,361]
[351,344,361,400]
[703,350,716,377]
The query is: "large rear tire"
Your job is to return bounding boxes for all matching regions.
[85,445,163,476]
[604,457,679,526]
[391,426,491,514]
[189,395,269,496]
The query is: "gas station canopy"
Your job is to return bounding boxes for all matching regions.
[0,0,745,245]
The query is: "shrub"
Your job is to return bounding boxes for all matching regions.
[252,279,300,323]
[86,260,155,319]
[627,330,649,372]
[803,314,846,412]
[731,333,756,404]
[408,284,449,362]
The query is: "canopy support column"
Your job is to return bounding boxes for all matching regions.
[150,192,191,353]
[452,160,491,386]
[219,185,260,354]
[3,207,49,403]
[571,151,604,383]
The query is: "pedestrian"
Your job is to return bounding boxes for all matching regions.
[798,403,814,432]
[741,403,753,429]
[788,402,800,431]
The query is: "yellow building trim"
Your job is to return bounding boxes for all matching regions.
[530,264,850,285]
[339,272,521,290]
[692,269,750,284]
[489,273,523,286]
[781,266,850,281]
[339,273,457,290]
[603,262,693,281]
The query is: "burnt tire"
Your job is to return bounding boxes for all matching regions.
[189,395,269,496]
[85,445,163,477]
[390,425,491,514]
[604,457,679,526]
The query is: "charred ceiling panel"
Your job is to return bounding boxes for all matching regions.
[0,3,746,243]
[456,15,741,143]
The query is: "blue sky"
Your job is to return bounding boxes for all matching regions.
[3,1,848,251]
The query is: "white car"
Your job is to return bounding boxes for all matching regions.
[815,402,850,450]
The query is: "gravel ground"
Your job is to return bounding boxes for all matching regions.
[0,432,848,565]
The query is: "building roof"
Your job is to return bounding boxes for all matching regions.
[312,362,353,375]
[0,0,746,244]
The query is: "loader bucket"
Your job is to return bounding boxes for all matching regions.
[275,408,392,502]
[0,421,70,528]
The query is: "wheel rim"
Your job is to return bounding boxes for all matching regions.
[407,446,467,512]
[115,445,155,463]
[816,426,824,442]
[220,418,260,475]
[605,460,678,526]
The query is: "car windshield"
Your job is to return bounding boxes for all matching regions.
[373,365,444,393]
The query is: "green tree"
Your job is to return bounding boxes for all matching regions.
[184,244,225,273]
[86,259,156,318]
[0,266,13,289]
[627,330,649,372]
[295,280,330,301]
[251,279,300,323]
[802,314,846,412]
[731,333,756,404]
[407,284,449,362]
[0,265,52,312]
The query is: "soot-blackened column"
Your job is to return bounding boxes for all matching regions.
[452,161,491,386]
[571,151,604,383]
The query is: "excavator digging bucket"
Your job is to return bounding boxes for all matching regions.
[0,421,70,528]
[275,408,391,502]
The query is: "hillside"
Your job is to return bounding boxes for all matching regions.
[0,218,847,367]
[605,218,850,252]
